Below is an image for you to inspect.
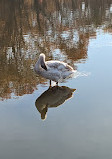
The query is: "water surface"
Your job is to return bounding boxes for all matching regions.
[0,0,112,159]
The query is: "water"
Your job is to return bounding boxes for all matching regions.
[0,0,112,159]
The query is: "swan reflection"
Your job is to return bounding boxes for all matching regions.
[35,86,76,120]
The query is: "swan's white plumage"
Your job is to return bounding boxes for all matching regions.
[34,53,75,83]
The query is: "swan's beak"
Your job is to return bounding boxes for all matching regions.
[41,63,47,71]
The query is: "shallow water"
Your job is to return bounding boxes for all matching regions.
[0,1,112,159]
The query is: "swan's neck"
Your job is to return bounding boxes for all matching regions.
[38,56,45,67]
[35,55,46,72]
[35,60,41,70]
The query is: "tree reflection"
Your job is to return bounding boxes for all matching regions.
[0,0,112,100]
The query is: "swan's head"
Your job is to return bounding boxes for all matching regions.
[38,53,47,71]
[39,53,45,61]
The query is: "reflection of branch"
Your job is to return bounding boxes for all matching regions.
[0,0,112,100]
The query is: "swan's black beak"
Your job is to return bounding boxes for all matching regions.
[41,63,47,71]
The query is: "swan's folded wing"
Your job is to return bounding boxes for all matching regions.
[46,61,73,71]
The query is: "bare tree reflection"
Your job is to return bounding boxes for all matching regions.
[0,0,112,100]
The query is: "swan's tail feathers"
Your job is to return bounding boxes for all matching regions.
[71,88,76,92]
[59,70,90,83]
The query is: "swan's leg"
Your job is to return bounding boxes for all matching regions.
[49,80,51,87]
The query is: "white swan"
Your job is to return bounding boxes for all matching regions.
[34,53,75,86]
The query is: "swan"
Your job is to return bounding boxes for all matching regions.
[34,53,75,86]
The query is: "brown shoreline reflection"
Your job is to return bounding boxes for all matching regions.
[0,0,112,100]
[35,86,76,120]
